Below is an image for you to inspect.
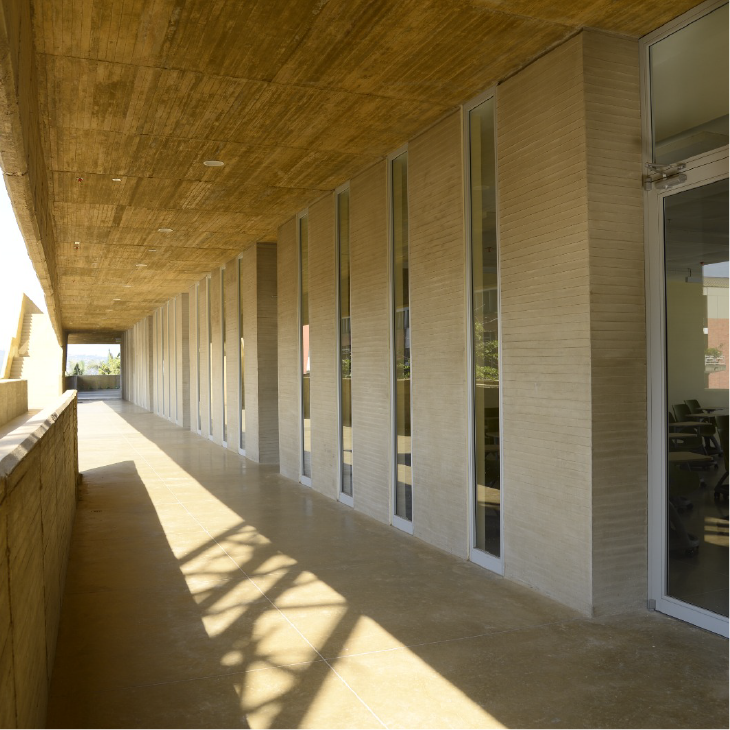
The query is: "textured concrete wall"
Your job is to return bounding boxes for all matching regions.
[498,35,594,613]
[66,375,120,392]
[278,219,299,480]
[241,247,256,457]
[309,194,339,500]
[122,316,152,411]
[583,31,646,614]
[350,161,390,523]
[409,111,468,557]
[0,380,28,428]
[0,391,78,728]
[497,32,645,614]
[244,244,280,463]
[256,244,280,464]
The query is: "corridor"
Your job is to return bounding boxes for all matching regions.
[47,400,728,729]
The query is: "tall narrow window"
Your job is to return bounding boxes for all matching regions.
[239,258,246,453]
[221,268,227,444]
[391,152,411,524]
[166,301,172,418]
[207,276,213,436]
[196,283,201,432]
[337,189,353,499]
[161,307,165,416]
[299,214,311,482]
[173,297,178,423]
[468,97,500,561]
[151,312,160,413]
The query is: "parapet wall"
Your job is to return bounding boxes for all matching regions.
[0,380,28,428]
[0,391,79,727]
[64,374,120,391]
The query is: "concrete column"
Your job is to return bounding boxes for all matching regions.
[498,31,645,614]
[242,243,279,463]
[309,193,338,499]
[350,160,390,524]
[409,110,469,558]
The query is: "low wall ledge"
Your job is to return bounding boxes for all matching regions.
[0,389,77,490]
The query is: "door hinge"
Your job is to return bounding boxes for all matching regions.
[643,162,687,191]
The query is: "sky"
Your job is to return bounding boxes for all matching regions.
[0,180,47,350]
[0,181,120,359]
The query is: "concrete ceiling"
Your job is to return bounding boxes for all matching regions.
[0,0,704,339]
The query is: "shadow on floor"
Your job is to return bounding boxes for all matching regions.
[47,459,250,729]
[48,401,730,729]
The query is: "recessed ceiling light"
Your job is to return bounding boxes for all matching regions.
[136,263,147,267]
[157,228,173,233]
[203,160,224,167]
[112,178,122,182]
[147,248,157,252]
[74,241,80,245]
[123,284,132,288]
[113,298,121,301]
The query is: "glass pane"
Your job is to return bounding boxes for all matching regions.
[196,284,201,431]
[470,98,500,558]
[207,277,213,434]
[392,152,411,521]
[165,302,173,418]
[338,190,353,497]
[161,307,165,416]
[239,259,246,452]
[651,4,729,164]
[173,299,177,422]
[300,216,311,479]
[664,178,728,617]
[222,269,227,443]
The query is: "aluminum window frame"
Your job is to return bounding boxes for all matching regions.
[463,86,504,576]
[297,209,312,487]
[207,273,214,442]
[335,181,354,507]
[641,0,729,637]
[221,267,227,448]
[237,253,246,456]
[388,144,414,535]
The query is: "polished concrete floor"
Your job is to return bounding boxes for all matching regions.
[47,400,728,729]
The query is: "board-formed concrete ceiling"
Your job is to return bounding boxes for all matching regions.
[0,0,703,338]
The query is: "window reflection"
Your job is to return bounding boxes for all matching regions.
[300,215,311,480]
[222,269,227,443]
[239,259,246,452]
[207,277,213,435]
[338,190,353,497]
[469,98,500,558]
[664,178,728,617]
[650,4,729,164]
[392,153,412,522]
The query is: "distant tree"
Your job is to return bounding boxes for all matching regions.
[98,350,121,375]
[67,360,85,376]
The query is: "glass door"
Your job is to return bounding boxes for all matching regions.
[644,0,729,637]
[647,160,729,637]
